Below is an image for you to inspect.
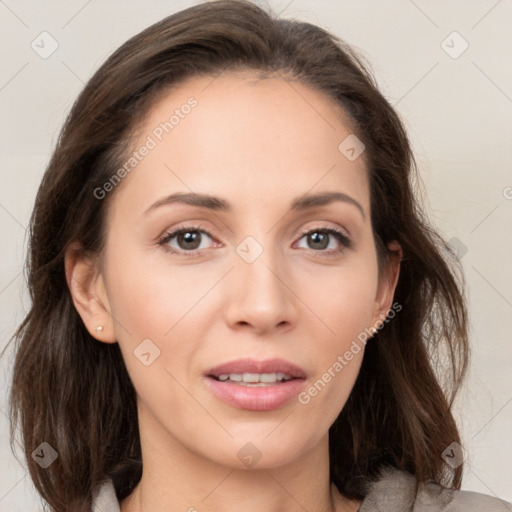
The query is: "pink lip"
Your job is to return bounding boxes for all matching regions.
[204,358,307,411]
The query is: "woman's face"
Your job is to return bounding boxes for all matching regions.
[93,71,398,469]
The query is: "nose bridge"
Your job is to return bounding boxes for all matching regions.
[236,232,284,299]
[225,229,296,331]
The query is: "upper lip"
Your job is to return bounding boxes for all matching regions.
[206,358,307,379]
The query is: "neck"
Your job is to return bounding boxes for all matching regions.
[120,405,360,512]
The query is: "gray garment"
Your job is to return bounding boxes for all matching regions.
[358,467,512,512]
[92,467,512,512]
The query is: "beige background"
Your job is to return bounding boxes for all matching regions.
[1,0,511,509]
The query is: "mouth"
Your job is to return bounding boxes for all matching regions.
[204,358,307,411]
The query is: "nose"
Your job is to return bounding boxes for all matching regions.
[224,242,299,335]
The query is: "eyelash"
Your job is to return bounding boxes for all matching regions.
[157,225,351,258]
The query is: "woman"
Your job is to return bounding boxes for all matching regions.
[3,1,510,511]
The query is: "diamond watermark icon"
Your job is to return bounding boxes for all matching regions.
[338,134,365,161]
[441,31,469,59]
[442,442,466,469]
[236,236,264,264]
[237,442,262,468]
[31,31,59,59]
[447,236,468,260]
[134,338,161,366]
[32,442,58,469]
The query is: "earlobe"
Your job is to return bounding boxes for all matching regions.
[64,242,116,343]
[371,240,402,327]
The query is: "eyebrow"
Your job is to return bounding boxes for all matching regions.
[143,191,365,219]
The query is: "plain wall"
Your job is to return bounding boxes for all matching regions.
[1,0,511,509]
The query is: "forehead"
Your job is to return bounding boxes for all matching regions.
[109,71,369,217]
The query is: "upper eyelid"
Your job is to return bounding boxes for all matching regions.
[161,223,349,239]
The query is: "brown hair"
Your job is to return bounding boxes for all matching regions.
[2,1,469,510]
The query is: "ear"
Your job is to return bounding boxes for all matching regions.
[370,240,402,329]
[64,242,116,343]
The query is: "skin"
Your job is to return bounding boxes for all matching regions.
[66,71,401,512]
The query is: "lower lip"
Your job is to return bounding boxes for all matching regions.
[205,377,305,411]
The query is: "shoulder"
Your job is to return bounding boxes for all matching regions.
[417,481,512,512]
[359,467,512,512]
[92,477,121,512]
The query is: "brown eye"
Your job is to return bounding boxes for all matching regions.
[176,230,203,250]
[159,226,215,254]
[307,231,330,250]
[296,227,351,254]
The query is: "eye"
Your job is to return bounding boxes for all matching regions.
[295,227,351,255]
[158,225,351,257]
[158,225,217,256]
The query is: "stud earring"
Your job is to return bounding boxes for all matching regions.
[96,325,104,332]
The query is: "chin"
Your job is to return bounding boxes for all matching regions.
[201,430,319,471]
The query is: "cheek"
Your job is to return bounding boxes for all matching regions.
[296,273,373,430]
[104,241,208,338]
[297,252,378,408]
[301,257,379,346]
[102,242,212,401]
[105,255,205,423]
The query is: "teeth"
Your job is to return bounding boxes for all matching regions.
[216,372,293,384]
[260,373,278,383]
